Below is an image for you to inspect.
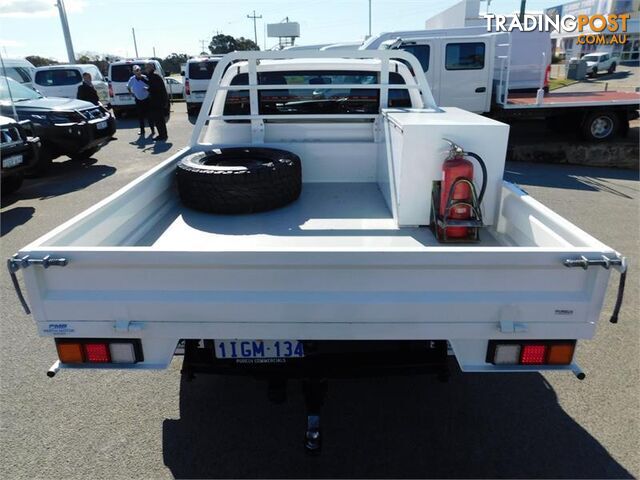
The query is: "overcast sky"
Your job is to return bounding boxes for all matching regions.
[0,0,553,61]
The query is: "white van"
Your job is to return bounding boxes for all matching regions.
[361,27,551,93]
[34,64,109,104]
[107,59,165,117]
[184,56,222,115]
[0,58,36,89]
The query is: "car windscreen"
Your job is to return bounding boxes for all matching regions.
[189,61,218,80]
[35,69,82,86]
[582,55,599,61]
[2,67,32,84]
[110,64,146,82]
[0,76,43,101]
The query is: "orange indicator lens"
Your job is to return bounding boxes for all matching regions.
[56,343,84,363]
[548,344,575,365]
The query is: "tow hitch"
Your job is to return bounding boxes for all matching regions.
[180,339,448,452]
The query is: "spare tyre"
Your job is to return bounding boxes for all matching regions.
[176,147,302,214]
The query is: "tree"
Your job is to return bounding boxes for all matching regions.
[208,34,260,54]
[161,53,189,75]
[76,52,121,76]
[25,55,59,67]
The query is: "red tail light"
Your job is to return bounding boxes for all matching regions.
[85,343,111,363]
[108,82,114,98]
[520,344,547,364]
[185,78,190,95]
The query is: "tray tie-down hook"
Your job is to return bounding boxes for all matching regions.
[7,254,69,315]
[563,254,627,323]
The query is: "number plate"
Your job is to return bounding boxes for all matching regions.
[214,340,304,359]
[96,121,108,130]
[2,154,23,168]
[194,92,205,99]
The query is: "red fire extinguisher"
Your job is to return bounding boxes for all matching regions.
[438,141,487,239]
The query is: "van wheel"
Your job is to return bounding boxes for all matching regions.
[1,174,24,196]
[608,63,616,74]
[176,147,302,214]
[581,110,619,142]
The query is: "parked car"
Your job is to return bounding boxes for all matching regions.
[165,77,184,99]
[184,56,222,115]
[107,59,167,118]
[34,64,109,105]
[0,115,41,194]
[581,52,617,76]
[0,77,115,174]
[0,58,36,89]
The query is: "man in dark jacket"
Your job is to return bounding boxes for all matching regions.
[144,63,168,141]
[76,73,100,105]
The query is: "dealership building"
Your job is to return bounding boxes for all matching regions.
[424,0,639,63]
[545,0,640,62]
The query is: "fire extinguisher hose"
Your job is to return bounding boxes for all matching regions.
[464,151,488,205]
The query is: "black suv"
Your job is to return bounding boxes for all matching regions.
[0,76,116,174]
[1,115,41,195]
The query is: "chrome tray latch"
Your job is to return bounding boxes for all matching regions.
[564,254,627,323]
[7,254,68,315]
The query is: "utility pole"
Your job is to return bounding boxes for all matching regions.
[247,10,262,45]
[519,0,526,21]
[56,0,75,62]
[132,27,139,58]
[200,39,208,54]
[368,0,372,38]
[153,46,156,58]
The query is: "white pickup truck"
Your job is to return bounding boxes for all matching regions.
[8,51,627,451]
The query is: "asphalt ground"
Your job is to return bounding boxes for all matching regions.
[1,102,638,479]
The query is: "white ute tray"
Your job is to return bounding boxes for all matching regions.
[151,182,503,250]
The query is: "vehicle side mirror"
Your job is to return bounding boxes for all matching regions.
[180,72,185,76]
[104,77,109,82]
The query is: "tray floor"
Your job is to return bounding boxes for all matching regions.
[150,183,503,251]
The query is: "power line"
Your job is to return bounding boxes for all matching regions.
[247,10,262,45]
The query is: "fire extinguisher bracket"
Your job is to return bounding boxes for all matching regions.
[431,179,485,243]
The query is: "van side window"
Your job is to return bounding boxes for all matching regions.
[88,65,102,81]
[445,43,485,70]
[35,69,82,86]
[388,72,412,108]
[223,73,250,116]
[400,44,430,72]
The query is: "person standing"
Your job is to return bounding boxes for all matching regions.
[127,65,154,136]
[76,72,100,105]
[145,62,168,141]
